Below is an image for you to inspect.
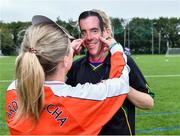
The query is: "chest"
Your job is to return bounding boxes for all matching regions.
[76,64,110,84]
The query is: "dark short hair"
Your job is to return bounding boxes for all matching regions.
[78,10,104,32]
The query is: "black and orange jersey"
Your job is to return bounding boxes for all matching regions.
[6,43,129,135]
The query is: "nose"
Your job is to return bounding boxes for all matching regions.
[86,32,93,41]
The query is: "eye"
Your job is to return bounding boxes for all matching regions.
[91,29,98,33]
[81,31,86,37]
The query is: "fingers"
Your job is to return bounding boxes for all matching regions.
[99,36,117,53]
[99,36,107,43]
[71,38,84,55]
[71,39,83,49]
[99,36,114,47]
[105,37,111,40]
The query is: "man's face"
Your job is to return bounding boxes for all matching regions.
[79,16,103,57]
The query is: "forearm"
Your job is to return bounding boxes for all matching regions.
[127,86,154,110]
[109,42,127,79]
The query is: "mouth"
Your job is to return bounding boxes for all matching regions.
[87,43,97,49]
[85,38,99,49]
[87,40,98,46]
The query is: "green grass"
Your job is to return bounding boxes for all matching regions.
[133,55,180,135]
[0,55,180,134]
[0,56,16,135]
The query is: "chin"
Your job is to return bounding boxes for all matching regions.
[88,50,99,56]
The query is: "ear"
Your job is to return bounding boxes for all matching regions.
[63,55,69,68]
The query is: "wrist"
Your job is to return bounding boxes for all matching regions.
[110,42,124,55]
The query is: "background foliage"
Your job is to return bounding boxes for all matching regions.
[0,17,180,55]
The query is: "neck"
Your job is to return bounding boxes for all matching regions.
[89,51,108,62]
[46,63,66,82]
[46,74,65,82]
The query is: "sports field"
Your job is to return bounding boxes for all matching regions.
[0,55,180,135]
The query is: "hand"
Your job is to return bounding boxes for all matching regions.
[99,36,115,52]
[70,39,84,55]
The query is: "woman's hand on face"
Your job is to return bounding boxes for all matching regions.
[99,36,115,52]
[70,39,84,55]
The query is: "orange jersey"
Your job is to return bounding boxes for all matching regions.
[6,43,129,135]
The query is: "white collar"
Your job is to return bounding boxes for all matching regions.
[44,81,65,85]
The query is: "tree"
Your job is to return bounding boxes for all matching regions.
[129,18,152,54]
[110,17,124,44]
[56,17,79,38]
[7,21,30,49]
[153,17,180,53]
[0,27,16,55]
[0,17,179,55]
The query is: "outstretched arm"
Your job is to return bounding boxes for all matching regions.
[127,55,155,110]
[128,86,154,110]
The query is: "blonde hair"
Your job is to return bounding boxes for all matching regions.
[92,9,113,36]
[15,23,70,122]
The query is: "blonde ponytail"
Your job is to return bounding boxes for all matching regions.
[15,52,45,122]
[14,23,70,123]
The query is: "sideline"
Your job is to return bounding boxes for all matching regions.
[137,111,180,116]
[145,74,180,78]
[0,80,12,83]
[136,126,180,133]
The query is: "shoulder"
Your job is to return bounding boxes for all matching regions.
[7,80,16,91]
[126,55,140,71]
[66,55,87,83]
[72,55,87,67]
[127,55,135,65]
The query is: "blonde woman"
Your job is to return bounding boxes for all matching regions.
[6,15,129,135]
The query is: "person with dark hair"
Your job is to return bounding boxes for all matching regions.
[6,15,129,135]
[66,10,155,135]
[78,10,104,32]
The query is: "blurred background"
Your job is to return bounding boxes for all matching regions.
[0,0,180,135]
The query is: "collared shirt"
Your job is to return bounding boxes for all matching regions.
[66,52,111,85]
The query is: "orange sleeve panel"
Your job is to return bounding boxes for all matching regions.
[61,93,127,134]
[109,51,125,79]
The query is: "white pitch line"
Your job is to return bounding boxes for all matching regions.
[145,74,180,78]
[0,80,12,83]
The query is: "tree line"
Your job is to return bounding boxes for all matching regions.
[0,17,180,55]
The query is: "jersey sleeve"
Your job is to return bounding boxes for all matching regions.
[61,93,127,134]
[109,42,127,79]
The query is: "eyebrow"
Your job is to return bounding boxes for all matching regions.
[81,27,99,33]
[90,28,98,31]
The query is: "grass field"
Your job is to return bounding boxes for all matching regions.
[0,55,180,135]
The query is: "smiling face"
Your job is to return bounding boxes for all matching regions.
[79,16,103,58]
